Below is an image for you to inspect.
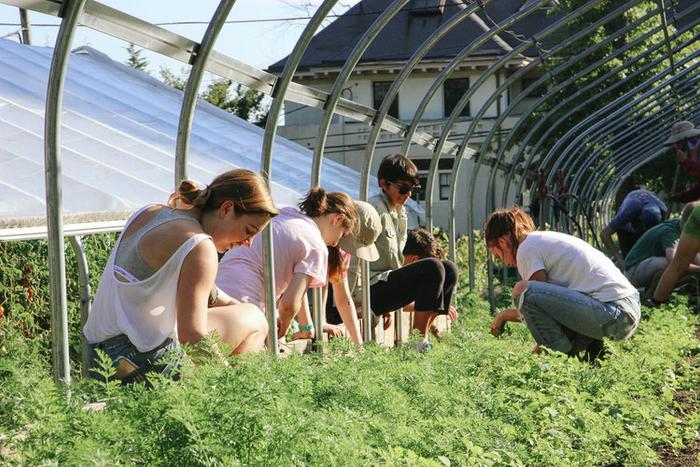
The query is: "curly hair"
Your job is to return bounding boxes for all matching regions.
[403,227,445,259]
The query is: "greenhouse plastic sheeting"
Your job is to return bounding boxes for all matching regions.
[0,38,392,230]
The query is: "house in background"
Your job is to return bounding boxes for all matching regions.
[268,0,559,235]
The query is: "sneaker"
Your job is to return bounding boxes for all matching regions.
[417,341,433,353]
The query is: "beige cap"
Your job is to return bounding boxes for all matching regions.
[664,120,700,146]
[338,201,381,261]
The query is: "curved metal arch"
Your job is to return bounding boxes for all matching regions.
[467,1,643,298]
[397,1,544,160]
[540,61,700,221]
[419,0,547,230]
[312,0,409,191]
[45,0,89,384]
[359,0,492,203]
[508,36,697,207]
[175,0,237,185]
[260,0,339,352]
[538,53,700,190]
[306,0,408,345]
[574,89,700,213]
[506,21,700,208]
[445,0,604,288]
[495,2,696,208]
[569,91,700,232]
[547,58,700,196]
[575,103,696,219]
[474,0,654,216]
[579,110,699,233]
[567,79,700,198]
[511,4,700,199]
[562,95,697,234]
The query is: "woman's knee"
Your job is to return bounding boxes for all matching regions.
[239,303,269,335]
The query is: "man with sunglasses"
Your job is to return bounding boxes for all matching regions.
[354,154,458,351]
[665,120,700,203]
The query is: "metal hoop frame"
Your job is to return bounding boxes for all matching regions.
[5,0,698,380]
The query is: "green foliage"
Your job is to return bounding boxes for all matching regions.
[158,67,268,125]
[510,1,700,196]
[125,43,149,73]
[1,237,699,465]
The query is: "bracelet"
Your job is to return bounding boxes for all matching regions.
[298,324,314,331]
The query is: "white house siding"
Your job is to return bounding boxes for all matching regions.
[278,69,529,235]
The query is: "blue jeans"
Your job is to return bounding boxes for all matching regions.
[519,282,640,354]
[87,334,180,382]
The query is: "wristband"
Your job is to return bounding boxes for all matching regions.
[298,324,314,331]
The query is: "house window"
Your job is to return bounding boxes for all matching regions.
[443,78,470,117]
[372,81,399,118]
[520,77,547,98]
[439,172,451,200]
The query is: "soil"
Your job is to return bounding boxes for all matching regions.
[658,326,700,466]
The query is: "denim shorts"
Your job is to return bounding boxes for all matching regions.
[87,334,181,382]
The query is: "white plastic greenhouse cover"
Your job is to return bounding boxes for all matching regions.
[0,39,408,236]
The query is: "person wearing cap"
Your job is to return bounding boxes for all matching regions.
[322,201,382,346]
[664,120,700,203]
[600,188,667,267]
[624,202,700,297]
[361,154,459,350]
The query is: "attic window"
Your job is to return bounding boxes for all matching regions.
[409,0,446,16]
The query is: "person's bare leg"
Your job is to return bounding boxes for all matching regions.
[207,303,268,355]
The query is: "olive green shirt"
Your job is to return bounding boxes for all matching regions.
[347,191,407,300]
[368,192,407,283]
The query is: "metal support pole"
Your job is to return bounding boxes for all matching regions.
[261,0,338,352]
[360,259,372,342]
[19,8,31,44]
[45,0,88,385]
[68,236,91,378]
[175,0,237,185]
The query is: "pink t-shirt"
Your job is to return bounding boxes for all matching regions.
[216,207,328,310]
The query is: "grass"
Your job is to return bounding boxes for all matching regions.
[1,236,699,465]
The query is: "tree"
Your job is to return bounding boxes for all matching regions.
[510,1,699,198]
[159,66,187,91]
[159,67,268,125]
[125,43,149,73]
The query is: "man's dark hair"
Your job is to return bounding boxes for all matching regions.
[403,227,445,259]
[377,154,419,185]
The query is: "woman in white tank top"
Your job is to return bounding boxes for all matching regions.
[83,169,278,382]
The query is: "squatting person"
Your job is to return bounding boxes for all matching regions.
[486,207,641,361]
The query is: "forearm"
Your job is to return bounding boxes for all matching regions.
[601,230,622,263]
[654,265,684,302]
[500,308,523,323]
[655,234,700,301]
[336,300,362,346]
[277,301,302,336]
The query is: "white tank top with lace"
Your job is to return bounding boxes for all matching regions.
[84,205,211,352]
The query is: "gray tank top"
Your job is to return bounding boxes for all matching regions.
[114,207,198,281]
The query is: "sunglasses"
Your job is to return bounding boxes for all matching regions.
[388,181,421,195]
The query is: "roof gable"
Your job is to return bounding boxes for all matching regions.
[268,0,559,72]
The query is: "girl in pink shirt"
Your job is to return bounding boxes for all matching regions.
[216,188,358,339]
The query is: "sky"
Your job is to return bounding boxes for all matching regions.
[0,1,361,77]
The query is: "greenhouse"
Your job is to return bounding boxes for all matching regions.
[1,0,699,464]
